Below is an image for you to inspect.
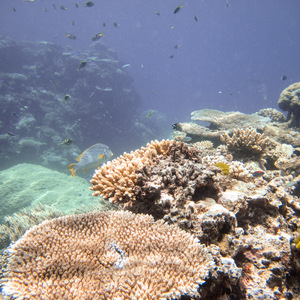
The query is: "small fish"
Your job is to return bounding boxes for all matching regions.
[169,54,174,58]
[12,7,16,12]
[84,1,94,7]
[68,143,113,177]
[24,0,35,2]
[113,22,119,27]
[91,32,104,41]
[7,132,15,136]
[174,4,183,14]
[174,45,179,49]
[145,110,155,119]
[170,26,175,30]
[52,3,57,9]
[78,61,87,70]
[63,94,71,103]
[65,33,77,40]
[194,15,198,21]
[59,5,67,10]
[252,170,265,178]
[13,112,18,118]
[103,22,106,27]
[43,8,48,12]
[226,0,229,7]
[215,162,230,175]
[75,3,79,8]
[72,20,75,26]
[281,75,287,81]
[59,138,74,146]
[155,10,160,16]
[121,64,131,68]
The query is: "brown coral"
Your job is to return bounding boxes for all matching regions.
[90,139,173,204]
[220,127,269,157]
[2,210,213,300]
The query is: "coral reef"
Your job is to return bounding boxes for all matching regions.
[2,210,220,300]
[0,36,150,171]
[278,82,300,126]
[89,135,300,298]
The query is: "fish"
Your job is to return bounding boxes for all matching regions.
[12,7,16,12]
[174,4,183,14]
[75,3,79,8]
[59,138,74,146]
[59,5,67,10]
[169,55,174,58]
[194,15,198,21]
[145,110,155,119]
[84,1,94,7]
[65,33,77,40]
[103,22,106,27]
[215,162,230,175]
[68,143,113,177]
[72,20,75,26]
[92,32,104,41]
[113,22,119,27]
[63,94,71,103]
[78,61,87,70]
[281,75,287,81]
[252,170,265,178]
[52,3,57,9]
[226,0,229,7]
[7,132,16,136]
[155,10,160,16]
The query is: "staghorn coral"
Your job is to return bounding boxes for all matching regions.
[220,127,269,158]
[2,210,215,300]
[90,139,173,204]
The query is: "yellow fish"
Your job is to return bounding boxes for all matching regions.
[68,143,113,177]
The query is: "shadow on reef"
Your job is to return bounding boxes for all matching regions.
[0,36,166,172]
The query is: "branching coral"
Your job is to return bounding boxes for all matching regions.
[2,210,214,300]
[90,139,173,204]
[220,127,269,157]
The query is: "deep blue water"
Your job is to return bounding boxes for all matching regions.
[1,0,299,124]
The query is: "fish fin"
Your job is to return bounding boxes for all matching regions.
[99,154,105,159]
[83,168,87,174]
[67,163,77,177]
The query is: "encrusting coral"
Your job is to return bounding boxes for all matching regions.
[220,127,269,158]
[2,210,214,300]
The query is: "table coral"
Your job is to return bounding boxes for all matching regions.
[2,210,215,300]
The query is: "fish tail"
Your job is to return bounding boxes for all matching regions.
[67,163,77,177]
